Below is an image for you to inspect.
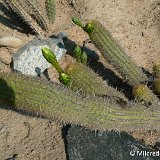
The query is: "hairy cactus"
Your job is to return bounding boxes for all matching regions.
[72,18,148,86]
[3,0,50,35]
[72,18,159,104]
[65,62,128,102]
[42,47,127,102]
[0,72,160,131]
[45,0,55,23]
[132,84,158,105]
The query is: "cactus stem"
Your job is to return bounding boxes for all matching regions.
[0,72,159,132]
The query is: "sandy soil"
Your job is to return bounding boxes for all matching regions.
[0,0,160,159]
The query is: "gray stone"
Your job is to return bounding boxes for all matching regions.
[12,36,67,76]
[67,126,159,160]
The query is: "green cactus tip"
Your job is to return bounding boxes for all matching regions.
[72,17,84,28]
[153,63,160,78]
[74,45,82,62]
[81,50,88,64]
[59,72,71,86]
[71,17,94,33]
[41,47,71,85]
[74,45,88,64]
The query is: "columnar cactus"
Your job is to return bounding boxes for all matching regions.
[2,0,56,35]
[41,47,127,102]
[72,17,158,104]
[0,72,160,131]
[45,0,56,23]
[72,18,148,86]
[65,62,128,102]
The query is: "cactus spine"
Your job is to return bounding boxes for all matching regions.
[45,0,55,23]
[3,0,49,35]
[0,72,160,131]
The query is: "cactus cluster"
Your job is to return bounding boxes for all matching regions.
[2,0,56,35]
[41,46,128,102]
[72,17,159,105]
[0,11,160,132]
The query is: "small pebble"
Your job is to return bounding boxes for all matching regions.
[0,36,23,48]
[0,48,12,64]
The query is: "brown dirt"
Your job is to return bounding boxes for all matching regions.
[0,0,160,159]
[0,108,66,160]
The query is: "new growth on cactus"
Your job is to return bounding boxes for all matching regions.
[41,47,127,102]
[41,47,71,85]
[132,84,158,105]
[0,72,160,132]
[74,45,87,64]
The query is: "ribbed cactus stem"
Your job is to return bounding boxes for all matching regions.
[3,0,49,35]
[72,18,148,86]
[45,0,55,23]
[65,62,127,102]
[0,72,160,131]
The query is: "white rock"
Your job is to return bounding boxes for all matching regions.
[12,36,67,76]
